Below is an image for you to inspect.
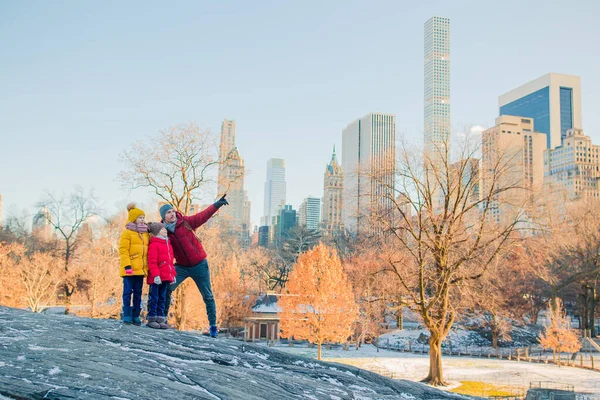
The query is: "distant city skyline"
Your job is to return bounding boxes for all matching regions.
[1,2,599,228]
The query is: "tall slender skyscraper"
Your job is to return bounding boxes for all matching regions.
[424,16,451,156]
[322,146,343,235]
[217,119,251,243]
[342,113,395,234]
[262,158,286,226]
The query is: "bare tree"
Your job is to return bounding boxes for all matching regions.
[553,200,600,336]
[343,249,391,349]
[119,122,219,213]
[526,196,600,334]
[19,252,62,313]
[75,234,122,318]
[242,247,293,291]
[36,187,99,313]
[282,225,321,263]
[0,242,26,308]
[376,136,525,385]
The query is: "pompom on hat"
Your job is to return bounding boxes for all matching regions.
[127,202,145,223]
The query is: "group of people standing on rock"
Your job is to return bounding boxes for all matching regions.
[117,195,229,337]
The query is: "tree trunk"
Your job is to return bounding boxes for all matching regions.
[581,289,590,332]
[422,334,446,386]
[397,307,404,330]
[91,297,96,318]
[317,342,322,360]
[590,286,597,337]
[492,327,499,349]
[176,286,188,330]
[64,283,74,315]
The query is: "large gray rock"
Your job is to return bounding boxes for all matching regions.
[0,307,474,399]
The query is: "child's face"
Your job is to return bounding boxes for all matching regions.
[135,215,145,224]
[159,227,168,237]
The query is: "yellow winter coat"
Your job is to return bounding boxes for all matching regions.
[118,228,149,277]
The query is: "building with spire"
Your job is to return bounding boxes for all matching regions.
[322,146,343,234]
[217,119,251,245]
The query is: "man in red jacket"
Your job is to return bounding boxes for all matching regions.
[161,194,228,338]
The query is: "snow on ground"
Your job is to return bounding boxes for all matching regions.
[379,325,539,352]
[265,342,600,395]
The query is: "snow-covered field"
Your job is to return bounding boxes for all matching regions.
[265,342,600,397]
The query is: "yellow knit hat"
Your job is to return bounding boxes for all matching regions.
[127,202,145,223]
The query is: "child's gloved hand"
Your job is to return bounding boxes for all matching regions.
[170,277,176,286]
[125,266,133,275]
[154,276,162,285]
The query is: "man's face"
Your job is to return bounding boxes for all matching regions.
[164,209,177,223]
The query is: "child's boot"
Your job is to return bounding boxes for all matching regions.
[132,308,142,326]
[156,316,169,330]
[121,306,132,324]
[146,316,161,329]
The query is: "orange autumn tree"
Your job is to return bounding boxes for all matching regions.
[279,243,358,360]
[212,254,257,335]
[538,298,581,366]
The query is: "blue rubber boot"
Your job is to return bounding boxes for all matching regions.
[132,308,142,326]
[122,306,132,324]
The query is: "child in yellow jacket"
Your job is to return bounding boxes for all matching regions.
[118,203,149,325]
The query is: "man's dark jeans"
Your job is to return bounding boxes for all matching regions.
[165,259,216,326]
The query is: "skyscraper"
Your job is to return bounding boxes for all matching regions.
[424,16,450,156]
[217,119,251,243]
[342,113,396,234]
[298,197,321,231]
[544,128,600,200]
[276,205,296,247]
[499,73,581,150]
[257,225,270,248]
[322,146,343,235]
[262,158,286,226]
[32,207,52,240]
[482,115,547,222]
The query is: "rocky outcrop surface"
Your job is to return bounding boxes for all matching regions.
[0,307,473,399]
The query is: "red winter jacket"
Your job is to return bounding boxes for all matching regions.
[147,237,176,284]
[164,205,218,267]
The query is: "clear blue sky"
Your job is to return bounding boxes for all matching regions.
[1,0,599,227]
